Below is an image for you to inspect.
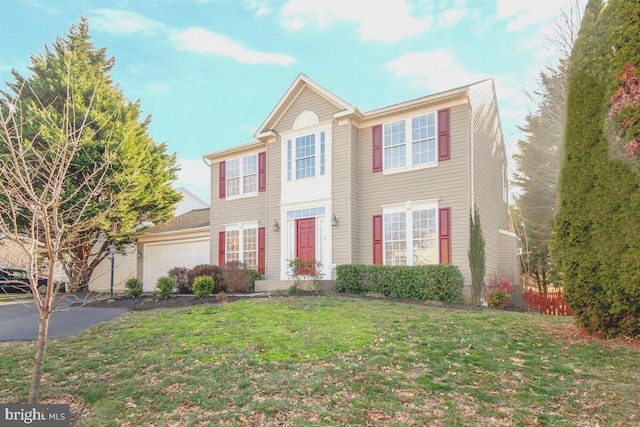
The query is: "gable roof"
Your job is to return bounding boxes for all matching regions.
[254,73,357,138]
[139,208,210,236]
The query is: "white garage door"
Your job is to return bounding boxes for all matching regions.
[143,239,210,292]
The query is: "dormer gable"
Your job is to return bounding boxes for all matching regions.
[254,73,357,140]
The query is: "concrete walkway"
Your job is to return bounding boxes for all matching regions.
[0,298,128,342]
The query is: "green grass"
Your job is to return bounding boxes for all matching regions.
[1,296,639,426]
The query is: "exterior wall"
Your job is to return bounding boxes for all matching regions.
[174,189,209,216]
[350,122,360,263]
[209,162,267,268]
[331,121,354,270]
[469,80,509,286]
[274,87,338,134]
[90,244,138,292]
[266,140,282,279]
[358,101,472,289]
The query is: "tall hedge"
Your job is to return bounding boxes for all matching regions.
[552,0,640,337]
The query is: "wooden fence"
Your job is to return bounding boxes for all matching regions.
[522,289,571,316]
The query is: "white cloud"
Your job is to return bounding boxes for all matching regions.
[496,0,566,31]
[387,49,486,93]
[148,81,172,94]
[280,0,435,43]
[170,27,296,66]
[244,0,273,17]
[89,9,166,36]
[176,157,211,202]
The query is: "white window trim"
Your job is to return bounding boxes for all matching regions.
[381,200,439,266]
[224,221,259,270]
[281,123,332,185]
[382,112,438,174]
[226,154,258,200]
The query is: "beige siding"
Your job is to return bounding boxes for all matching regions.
[331,122,353,267]
[266,141,282,279]
[209,163,267,266]
[469,81,509,284]
[350,122,360,263]
[358,104,472,286]
[274,87,339,133]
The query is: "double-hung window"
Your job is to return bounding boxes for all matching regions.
[227,154,257,197]
[384,113,436,171]
[384,205,437,266]
[287,131,327,181]
[225,227,257,270]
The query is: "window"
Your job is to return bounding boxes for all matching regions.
[295,134,315,179]
[225,227,257,270]
[286,129,329,182]
[384,113,436,170]
[384,205,437,266]
[226,154,257,197]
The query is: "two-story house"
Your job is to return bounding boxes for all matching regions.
[204,74,519,301]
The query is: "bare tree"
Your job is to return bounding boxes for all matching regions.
[0,82,122,403]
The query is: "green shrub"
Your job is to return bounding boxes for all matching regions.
[168,267,191,294]
[188,264,225,293]
[155,276,175,299]
[336,264,464,304]
[192,276,214,298]
[246,269,262,292]
[124,278,143,297]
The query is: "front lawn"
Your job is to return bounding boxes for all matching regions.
[1,296,638,426]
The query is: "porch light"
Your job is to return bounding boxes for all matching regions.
[332,215,339,226]
[273,220,280,232]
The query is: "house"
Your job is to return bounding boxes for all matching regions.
[204,74,519,301]
[90,188,209,292]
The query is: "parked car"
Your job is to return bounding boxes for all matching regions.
[0,268,48,294]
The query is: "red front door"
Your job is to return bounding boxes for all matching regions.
[296,218,316,275]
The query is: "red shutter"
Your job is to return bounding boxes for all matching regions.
[219,161,226,199]
[218,231,225,267]
[372,125,383,173]
[258,152,266,192]
[373,215,383,265]
[438,108,450,161]
[258,227,265,274]
[439,208,451,264]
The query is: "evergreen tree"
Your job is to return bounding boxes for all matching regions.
[2,18,182,291]
[468,206,485,305]
[552,0,640,337]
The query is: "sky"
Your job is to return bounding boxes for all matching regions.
[0,0,582,203]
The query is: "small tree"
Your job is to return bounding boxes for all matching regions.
[468,206,486,305]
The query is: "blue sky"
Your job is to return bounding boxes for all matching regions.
[0,0,579,202]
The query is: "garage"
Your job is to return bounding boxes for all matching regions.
[136,208,210,292]
[143,238,209,292]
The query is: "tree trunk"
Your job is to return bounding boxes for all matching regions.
[28,311,51,403]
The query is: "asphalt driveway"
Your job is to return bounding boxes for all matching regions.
[0,298,128,342]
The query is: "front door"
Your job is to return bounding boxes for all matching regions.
[296,218,315,275]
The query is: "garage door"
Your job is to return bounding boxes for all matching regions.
[143,239,210,292]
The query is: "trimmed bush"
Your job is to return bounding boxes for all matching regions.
[155,276,175,299]
[168,267,191,294]
[188,264,225,293]
[336,264,464,304]
[192,276,214,298]
[124,278,143,297]
[222,261,262,293]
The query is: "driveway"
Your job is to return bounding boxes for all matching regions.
[0,297,128,342]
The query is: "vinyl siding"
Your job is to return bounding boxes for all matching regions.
[274,87,340,134]
[266,141,282,279]
[350,122,360,263]
[498,231,520,280]
[469,80,509,284]
[210,164,267,267]
[358,103,472,286]
[331,121,352,266]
